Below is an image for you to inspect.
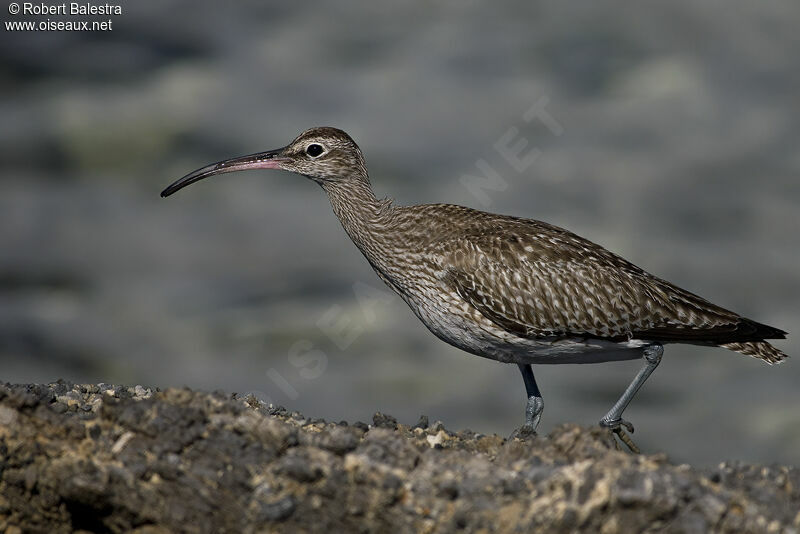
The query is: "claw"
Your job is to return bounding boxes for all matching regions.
[600,418,640,454]
[612,426,640,454]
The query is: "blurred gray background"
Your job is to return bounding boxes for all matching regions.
[2,1,798,466]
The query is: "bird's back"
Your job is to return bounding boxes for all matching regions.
[381,203,787,363]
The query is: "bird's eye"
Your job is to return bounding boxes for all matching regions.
[306,144,324,157]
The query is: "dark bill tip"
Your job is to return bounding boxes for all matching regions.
[160,147,288,197]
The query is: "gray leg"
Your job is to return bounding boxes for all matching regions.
[599,343,663,452]
[519,364,544,430]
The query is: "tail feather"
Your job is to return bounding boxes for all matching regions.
[720,341,788,364]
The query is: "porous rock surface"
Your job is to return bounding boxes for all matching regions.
[0,382,797,533]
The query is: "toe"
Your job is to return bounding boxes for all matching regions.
[509,424,537,440]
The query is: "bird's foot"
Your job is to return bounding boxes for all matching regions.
[510,395,544,441]
[600,418,640,454]
[509,424,537,441]
[525,395,544,429]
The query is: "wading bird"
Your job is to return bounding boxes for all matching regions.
[161,127,787,451]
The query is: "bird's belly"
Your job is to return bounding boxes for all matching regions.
[403,291,646,365]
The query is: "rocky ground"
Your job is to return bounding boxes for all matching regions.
[0,382,798,533]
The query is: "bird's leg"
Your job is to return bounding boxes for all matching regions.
[519,363,544,431]
[599,343,663,453]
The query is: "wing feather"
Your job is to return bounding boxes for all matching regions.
[428,217,784,344]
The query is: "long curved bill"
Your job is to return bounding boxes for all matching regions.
[160,147,288,197]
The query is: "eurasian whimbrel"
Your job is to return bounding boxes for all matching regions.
[161,127,788,451]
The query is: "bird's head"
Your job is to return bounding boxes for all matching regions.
[161,127,368,197]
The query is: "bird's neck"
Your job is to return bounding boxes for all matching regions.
[320,178,396,266]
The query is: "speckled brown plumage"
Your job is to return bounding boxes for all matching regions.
[316,159,786,366]
[162,126,788,443]
[163,127,787,364]
[421,205,786,362]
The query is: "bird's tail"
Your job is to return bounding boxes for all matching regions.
[719,341,788,364]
